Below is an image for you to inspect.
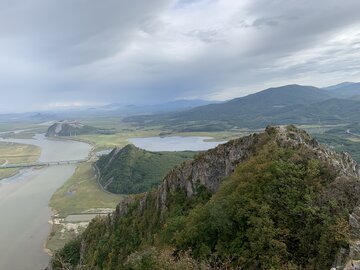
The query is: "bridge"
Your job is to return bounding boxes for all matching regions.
[0,159,88,169]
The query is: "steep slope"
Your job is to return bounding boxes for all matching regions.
[96,144,195,194]
[53,126,360,270]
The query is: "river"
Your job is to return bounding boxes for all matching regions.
[0,134,91,270]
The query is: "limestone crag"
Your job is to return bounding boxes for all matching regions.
[112,126,360,269]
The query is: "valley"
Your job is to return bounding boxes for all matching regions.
[0,121,230,268]
[0,83,359,270]
[47,162,123,252]
[1,2,360,269]
[52,126,360,270]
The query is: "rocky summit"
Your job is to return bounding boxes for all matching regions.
[52,126,360,270]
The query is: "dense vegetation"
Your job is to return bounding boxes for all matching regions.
[96,144,195,194]
[53,128,359,269]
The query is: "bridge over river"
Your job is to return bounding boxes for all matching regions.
[0,158,88,169]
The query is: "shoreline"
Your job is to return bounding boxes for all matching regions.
[43,134,96,257]
[0,132,92,269]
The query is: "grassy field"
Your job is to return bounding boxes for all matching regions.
[48,162,123,252]
[0,142,41,180]
[49,162,123,216]
[0,168,19,180]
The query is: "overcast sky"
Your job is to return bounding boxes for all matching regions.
[0,0,360,112]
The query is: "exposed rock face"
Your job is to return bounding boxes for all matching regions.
[115,126,359,221]
[46,120,87,137]
[115,132,261,217]
[344,260,360,270]
[112,126,360,270]
[344,208,360,270]
[155,133,261,215]
[76,126,360,270]
[46,120,115,137]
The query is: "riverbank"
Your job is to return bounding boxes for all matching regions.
[0,165,78,270]
[0,134,92,270]
[0,141,41,180]
[47,162,123,252]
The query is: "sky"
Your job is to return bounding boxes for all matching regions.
[0,0,360,112]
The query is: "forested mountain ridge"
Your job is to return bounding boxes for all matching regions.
[53,126,360,270]
[96,144,195,194]
[124,84,360,130]
[323,82,360,98]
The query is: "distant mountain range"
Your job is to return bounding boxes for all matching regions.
[124,83,360,130]
[323,82,360,98]
[96,99,219,115]
[2,82,359,129]
[0,99,219,123]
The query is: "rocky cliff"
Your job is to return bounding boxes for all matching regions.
[46,120,92,136]
[115,130,263,218]
[116,126,359,218]
[53,126,360,270]
[46,120,115,137]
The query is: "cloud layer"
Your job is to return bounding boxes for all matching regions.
[0,0,360,112]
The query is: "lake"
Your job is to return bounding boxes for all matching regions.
[0,134,91,270]
[128,136,226,151]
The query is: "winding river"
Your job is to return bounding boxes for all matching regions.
[0,134,91,270]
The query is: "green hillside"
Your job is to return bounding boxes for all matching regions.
[96,144,196,194]
[53,126,360,269]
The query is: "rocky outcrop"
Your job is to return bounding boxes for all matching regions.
[49,124,360,270]
[342,208,360,270]
[115,131,262,217]
[154,133,262,216]
[112,126,360,270]
[46,120,114,137]
[46,120,89,136]
[115,126,359,221]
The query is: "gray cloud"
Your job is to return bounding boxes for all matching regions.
[0,0,170,66]
[186,29,219,43]
[0,0,360,112]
